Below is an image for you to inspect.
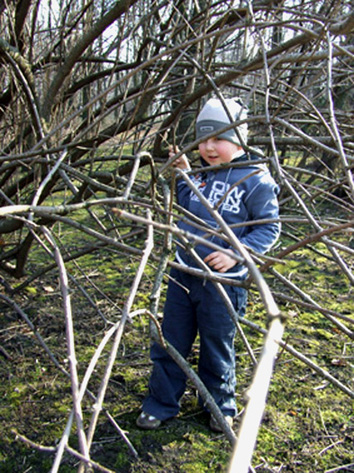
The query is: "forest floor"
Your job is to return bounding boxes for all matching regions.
[0,233,353,472]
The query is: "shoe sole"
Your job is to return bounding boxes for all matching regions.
[210,416,233,432]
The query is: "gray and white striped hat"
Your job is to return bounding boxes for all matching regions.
[196,97,248,147]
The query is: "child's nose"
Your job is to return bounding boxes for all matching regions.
[205,139,214,150]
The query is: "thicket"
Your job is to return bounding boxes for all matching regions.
[0,0,353,471]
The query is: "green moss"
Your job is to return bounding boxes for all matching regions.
[1,191,352,473]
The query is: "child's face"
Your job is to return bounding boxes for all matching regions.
[198,137,243,166]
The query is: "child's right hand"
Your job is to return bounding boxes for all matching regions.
[169,146,191,171]
[204,250,237,273]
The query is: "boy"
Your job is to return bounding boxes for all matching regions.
[137,97,280,431]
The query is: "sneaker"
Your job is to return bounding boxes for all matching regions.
[209,415,234,432]
[136,411,161,430]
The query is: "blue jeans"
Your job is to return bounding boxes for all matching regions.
[142,267,247,420]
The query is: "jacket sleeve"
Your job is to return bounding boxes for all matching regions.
[239,174,280,255]
[176,176,192,209]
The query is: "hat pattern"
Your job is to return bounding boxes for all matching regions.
[196,97,248,146]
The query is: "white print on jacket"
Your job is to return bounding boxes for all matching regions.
[191,180,246,214]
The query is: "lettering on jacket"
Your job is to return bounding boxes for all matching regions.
[191,179,245,214]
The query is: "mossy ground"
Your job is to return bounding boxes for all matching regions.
[0,224,353,472]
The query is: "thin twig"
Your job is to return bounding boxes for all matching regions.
[41,227,91,466]
[79,210,153,471]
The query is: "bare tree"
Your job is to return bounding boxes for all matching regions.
[0,0,353,471]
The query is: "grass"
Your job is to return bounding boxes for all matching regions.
[0,203,353,472]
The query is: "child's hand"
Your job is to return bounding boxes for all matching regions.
[204,250,236,273]
[169,146,191,171]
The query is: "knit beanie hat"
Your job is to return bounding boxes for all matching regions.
[196,97,248,146]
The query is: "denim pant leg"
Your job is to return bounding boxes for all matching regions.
[142,269,197,420]
[196,281,247,417]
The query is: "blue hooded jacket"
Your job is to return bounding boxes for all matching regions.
[175,154,280,277]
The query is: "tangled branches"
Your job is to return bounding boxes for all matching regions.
[0,0,353,471]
